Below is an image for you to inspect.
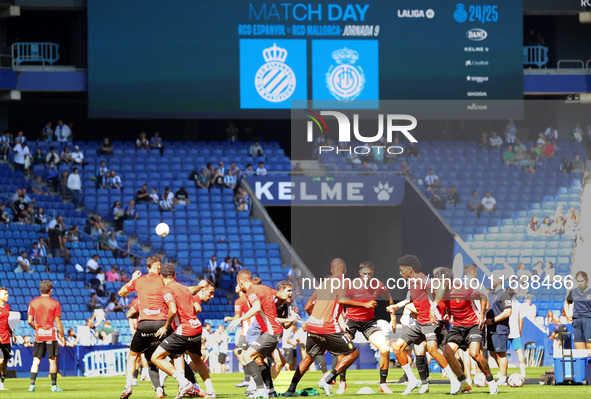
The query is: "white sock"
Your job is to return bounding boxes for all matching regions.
[126,375,133,389]
[159,369,167,387]
[402,364,417,382]
[498,375,506,382]
[443,366,458,381]
[248,378,256,390]
[172,370,188,385]
[205,379,214,394]
[520,363,526,376]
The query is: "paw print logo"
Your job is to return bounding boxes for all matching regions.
[374,182,394,201]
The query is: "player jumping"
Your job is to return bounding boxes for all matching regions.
[27,280,65,392]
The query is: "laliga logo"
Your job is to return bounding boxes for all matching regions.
[305,110,418,155]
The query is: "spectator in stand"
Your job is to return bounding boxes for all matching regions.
[521,153,536,176]
[226,122,239,143]
[229,162,241,179]
[98,230,110,251]
[446,185,460,206]
[544,127,558,142]
[35,207,47,226]
[290,162,304,176]
[573,122,584,143]
[65,329,78,347]
[243,163,255,177]
[55,120,71,143]
[527,216,539,235]
[149,131,164,156]
[235,189,251,212]
[105,293,125,314]
[0,131,12,160]
[112,201,124,231]
[123,199,138,223]
[149,188,159,204]
[249,141,265,157]
[424,186,446,210]
[108,170,123,190]
[159,188,174,212]
[86,254,99,274]
[532,261,544,276]
[468,190,482,216]
[542,140,555,158]
[398,160,411,177]
[67,167,83,208]
[136,132,149,150]
[256,161,267,176]
[21,188,33,205]
[135,184,149,203]
[41,122,53,142]
[48,217,64,257]
[346,150,362,165]
[31,147,45,166]
[99,138,114,156]
[231,258,243,274]
[108,232,119,258]
[96,320,117,345]
[12,195,30,223]
[106,266,121,283]
[45,146,59,165]
[60,146,73,165]
[95,160,109,188]
[0,204,10,225]
[31,176,48,196]
[544,262,555,279]
[516,263,532,279]
[504,119,517,144]
[571,154,588,181]
[14,131,26,145]
[424,168,439,187]
[560,157,573,174]
[219,256,232,275]
[358,160,375,176]
[204,255,217,284]
[503,145,515,165]
[489,131,503,149]
[22,335,33,347]
[29,242,45,265]
[224,170,237,190]
[539,217,554,235]
[197,169,211,190]
[514,139,526,153]
[501,263,515,280]
[174,187,191,205]
[12,140,29,172]
[406,141,420,159]
[15,251,32,273]
[478,132,490,150]
[481,192,497,213]
[72,145,84,166]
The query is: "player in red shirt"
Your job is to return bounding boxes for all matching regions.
[151,263,216,399]
[27,280,64,392]
[0,287,15,391]
[284,258,377,397]
[126,298,145,387]
[228,269,283,399]
[224,284,251,388]
[387,255,462,395]
[337,261,395,394]
[433,267,498,395]
[118,255,169,399]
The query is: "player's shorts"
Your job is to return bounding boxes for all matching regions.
[33,341,59,359]
[507,337,522,350]
[284,348,296,363]
[130,320,172,358]
[159,333,201,356]
[218,353,227,364]
[446,325,484,350]
[345,319,382,340]
[306,331,356,358]
[236,335,249,352]
[245,327,261,346]
[573,318,591,343]
[400,322,444,346]
[0,343,11,360]
[486,333,508,353]
[250,332,281,358]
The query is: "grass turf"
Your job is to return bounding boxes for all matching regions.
[0,367,589,398]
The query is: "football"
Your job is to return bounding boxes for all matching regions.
[155,223,170,237]
[473,373,487,387]
[508,373,524,387]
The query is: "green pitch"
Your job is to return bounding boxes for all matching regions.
[1,368,590,398]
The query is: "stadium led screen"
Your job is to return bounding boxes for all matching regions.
[88,0,523,118]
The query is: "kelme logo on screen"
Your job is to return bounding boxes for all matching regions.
[304,110,418,155]
[326,48,365,102]
[255,43,296,103]
[466,28,488,41]
[454,3,468,22]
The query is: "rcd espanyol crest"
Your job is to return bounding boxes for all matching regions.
[326,47,365,102]
[255,43,296,103]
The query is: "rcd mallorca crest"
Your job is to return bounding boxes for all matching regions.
[255,43,296,103]
[326,47,365,102]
